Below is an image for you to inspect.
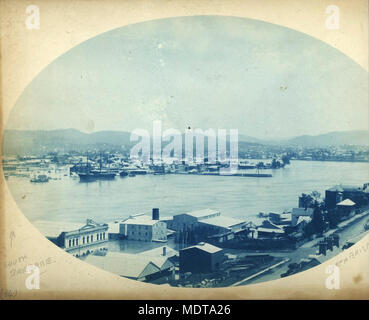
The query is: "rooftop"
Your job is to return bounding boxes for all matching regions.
[292,207,314,216]
[33,220,102,238]
[199,216,245,229]
[296,216,312,225]
[122,214,163,226]
[139,246,178,258]
[185,209,220,218]
[337,199,356,206]
[84,252,169,279]
[257,227,285,234]
[122,218,160,226]
[327,185,362,192]
[181,242,223,254]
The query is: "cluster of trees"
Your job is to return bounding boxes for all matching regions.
[255,155,291,173]
[297,189,367,238]
[302,201,326,238]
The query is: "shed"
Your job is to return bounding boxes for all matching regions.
[179,242,224,273]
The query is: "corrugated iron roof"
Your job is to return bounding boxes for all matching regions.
[199,216,245,228]
[85,252,162,278]
[181,242,223,254]
[185,209,220,218]
[337,199,356,206]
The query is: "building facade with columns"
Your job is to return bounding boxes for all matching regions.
[34,219,109,257]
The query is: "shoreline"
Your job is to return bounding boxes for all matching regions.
[240,209,369,285]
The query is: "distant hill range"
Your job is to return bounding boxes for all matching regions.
[2,129,369,155]
[282,130,369,147]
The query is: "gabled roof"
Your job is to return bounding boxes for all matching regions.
[261,220,283,230]
[33,220,104,238]
[257,227,285,234]
[199,216,246,228]
[185,209,220,218]
[328,185,362,192]
[296,216,312,225]
[139,246,178,258]
[85,252,161,279]
[181,242,223,254]
[150,257,174,270]
[337,199,356,206]
[123,218,160,226]
[292,207,314,216]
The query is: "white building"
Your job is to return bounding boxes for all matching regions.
[33,219,109,257]
[291,207,314,226]
[119,209,167,242]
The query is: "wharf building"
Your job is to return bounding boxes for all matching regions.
[179,242,224,274]
[171,209,249,242]
[119,208,167,242]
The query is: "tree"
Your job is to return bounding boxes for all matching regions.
[282,154,290,166]
[299,193,314,209]
[310,191,321,201]
[256,162,264,174]
[302,222,314,239]
[326,208,340,228]
[271,158,282,169]
[311,201,326,235]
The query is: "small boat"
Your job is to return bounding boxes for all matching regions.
[119,171,128,177]
[30,174,49,183]
[130,169,147,175]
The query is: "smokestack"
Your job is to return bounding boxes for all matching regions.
[333,234,340,248]
[326,237,333,251]
[163,246,166,257]
[152,208,159,220]
[319,241,327,256]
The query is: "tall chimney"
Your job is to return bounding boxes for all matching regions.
[319,241,327,256]
[326,237,333,251]
[163,246,166,256]
[152,208,159,220]
[333,234,340,248]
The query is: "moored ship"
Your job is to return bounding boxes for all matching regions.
[78,170,116,182]
[30,174,49,183]
[78,155,116,182]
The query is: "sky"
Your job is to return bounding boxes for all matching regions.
[6,16,369,140]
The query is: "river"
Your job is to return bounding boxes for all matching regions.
[6,160,369,226]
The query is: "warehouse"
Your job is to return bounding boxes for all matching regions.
[179,242,224,274]
[119,208,167,242]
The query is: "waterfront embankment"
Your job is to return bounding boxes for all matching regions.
[241,208,369,285]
